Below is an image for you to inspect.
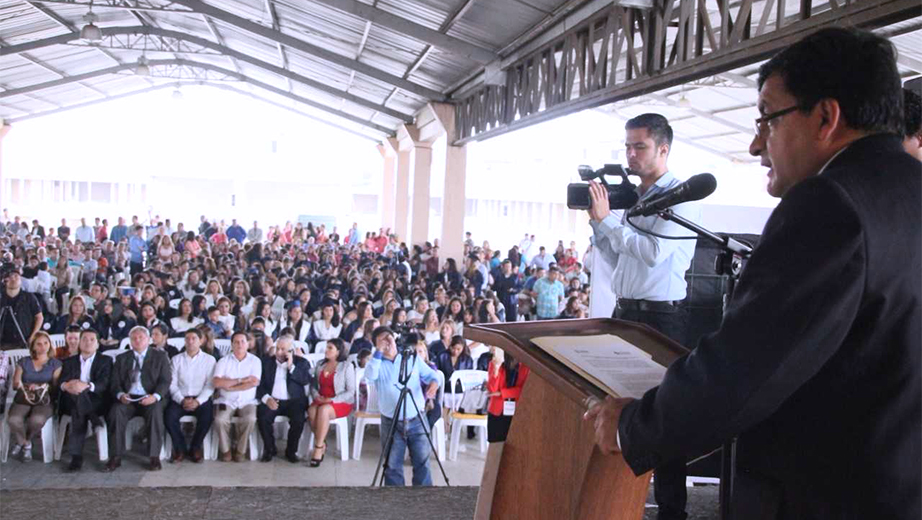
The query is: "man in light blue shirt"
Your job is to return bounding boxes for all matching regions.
[128,225,148,275]
[529,246,553,271]
[365,326,440,486]
[588,113,700,520]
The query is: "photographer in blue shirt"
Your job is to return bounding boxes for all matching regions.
[365,326,440,486]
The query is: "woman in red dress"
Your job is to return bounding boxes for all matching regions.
[308,338,356,466]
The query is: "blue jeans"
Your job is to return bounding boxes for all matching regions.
[380,415,432,486]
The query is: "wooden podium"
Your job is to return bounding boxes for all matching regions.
[465,318,688,520]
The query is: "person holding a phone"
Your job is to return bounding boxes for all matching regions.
[255,337,311,463]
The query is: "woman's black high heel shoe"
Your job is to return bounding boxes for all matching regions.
[309,443,326,467]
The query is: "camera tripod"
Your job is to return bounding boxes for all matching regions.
[371,348,450,487]
[0,304,29,348]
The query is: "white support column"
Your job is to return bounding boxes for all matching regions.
[398,124,434,247]
[393,143,411,242]
[378,138,397,232]
[0,123,10,208]
[425,102,467,266]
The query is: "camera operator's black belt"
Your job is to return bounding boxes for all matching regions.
[617,298,681,312]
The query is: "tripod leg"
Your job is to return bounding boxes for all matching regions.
[371,387,408,487]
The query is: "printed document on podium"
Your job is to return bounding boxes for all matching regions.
[530,334,667,399]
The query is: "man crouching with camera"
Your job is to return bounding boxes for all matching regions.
[365,326,440,486]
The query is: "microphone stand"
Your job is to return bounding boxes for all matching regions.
[656,208,751,520]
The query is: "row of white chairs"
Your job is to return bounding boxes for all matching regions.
[1,347,488,464]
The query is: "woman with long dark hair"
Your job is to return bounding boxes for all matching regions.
[308,338,355,467]
[170,298,203,333]
[311,301,342,350]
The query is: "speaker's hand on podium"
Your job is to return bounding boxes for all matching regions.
[584,396,634,454]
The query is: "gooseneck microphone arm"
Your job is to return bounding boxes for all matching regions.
[656,209,753,257]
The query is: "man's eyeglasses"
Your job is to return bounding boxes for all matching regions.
[754,105,802,138]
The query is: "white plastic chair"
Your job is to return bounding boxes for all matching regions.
[119,337,132,350]
[49,334,67,350]
[161,415,216,461]
[259,414,309,459]
[168,298,182,310]
[432,370,447,462]
[292,340,309,357]
[54,415,108,462]
[214,339,232,358]
[304,353,326,368]
[470,344,490,367]
[166,337,186,350]
[448,369,489,461]
[352,368,380,460]
[313,340,328,355]
[101,350,122,361]
[126,416,170,460]
[0,349,57,463]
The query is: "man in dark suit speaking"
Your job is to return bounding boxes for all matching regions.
[585,27,921,519]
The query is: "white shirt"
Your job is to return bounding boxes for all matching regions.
[217,314,235,334]
[213,352,262,409]
[311,320,342,341]
[128,348,149,396]
[170,350,216,404]
[170,316,203,333]
[590,171,701,301]
[79,352,96,392]
[262,360,295,402]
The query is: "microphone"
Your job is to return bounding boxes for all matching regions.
[627,173,717,217]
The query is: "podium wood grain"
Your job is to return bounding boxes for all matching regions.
[466,319,684,520]
[489,372,652,520]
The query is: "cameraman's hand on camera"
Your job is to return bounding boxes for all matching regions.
[588,181,611,223]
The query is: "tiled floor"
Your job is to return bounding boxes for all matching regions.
[0,429,720,520]
[0,428,486,489]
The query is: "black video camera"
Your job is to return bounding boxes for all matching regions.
[566,164,639,210]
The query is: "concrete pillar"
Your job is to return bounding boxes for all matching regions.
[398,124,434,247]
[420,103,468,265]
[410,144,432,246]
[377,139,397,232]
[442,143,467,264]
[0,123,9,208]
[393,146,411,242]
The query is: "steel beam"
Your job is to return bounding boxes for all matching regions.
[5,81,383,141]
[646,92,750,134]
[298,0,497,64]
[263,0,293,92]
[201,15,244,75]
[0,58,397,136]
[26,0,126,67]
[168,0,444,100]
[0,26,414,123]
[29,0,193,12]
[454,0,921,144]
